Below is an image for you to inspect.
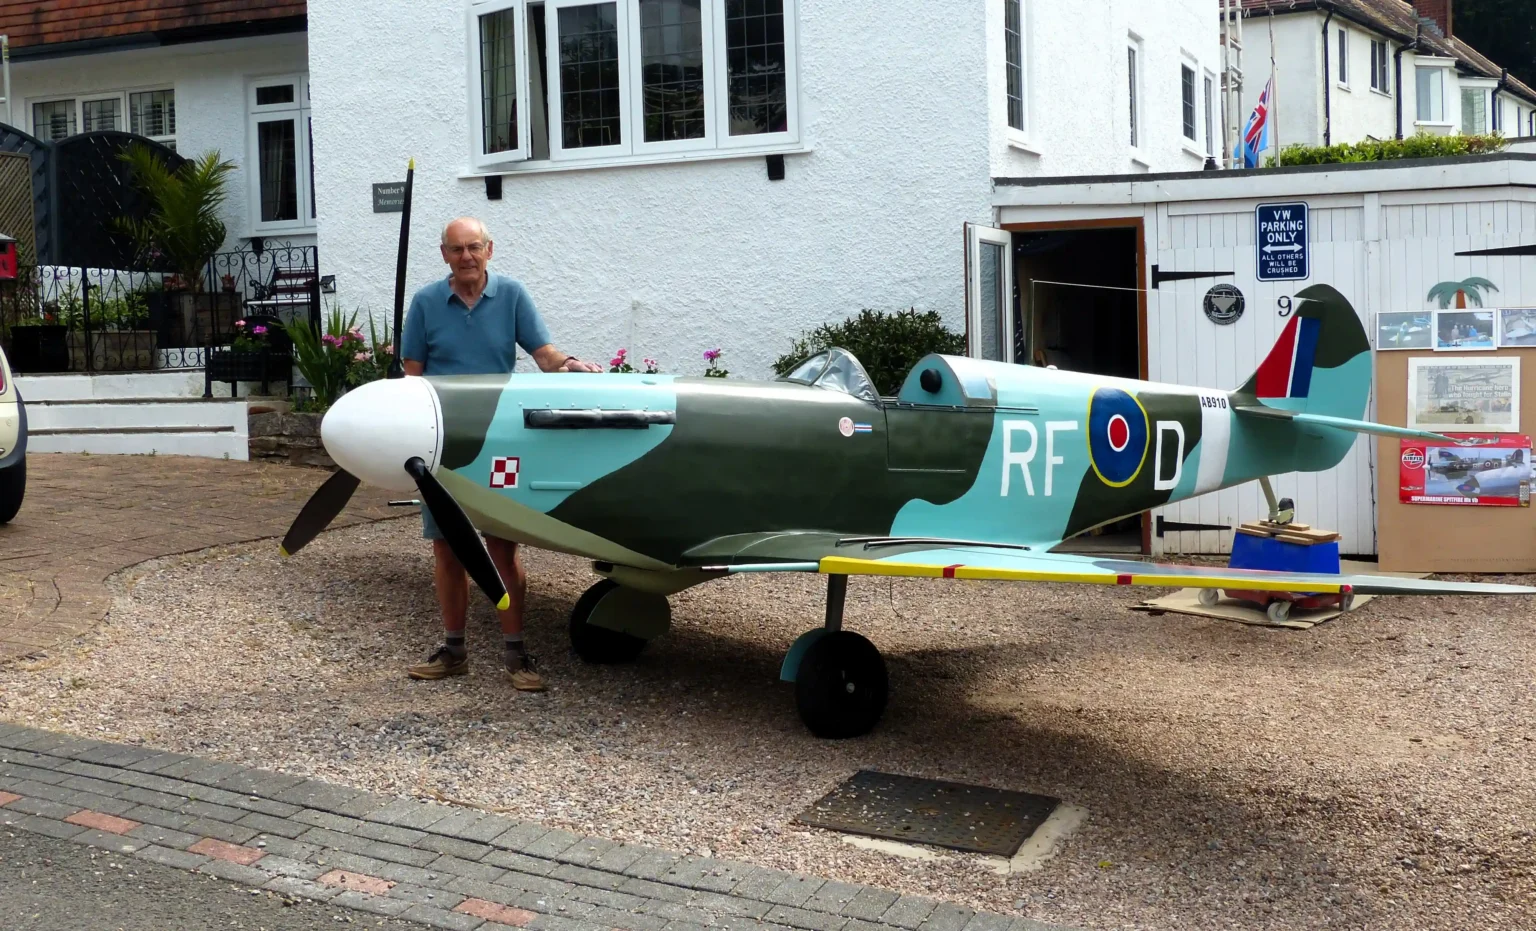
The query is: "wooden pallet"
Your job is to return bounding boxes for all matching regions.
[1235,521,1341,544]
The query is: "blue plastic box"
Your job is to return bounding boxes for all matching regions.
[1229,532,1341,580]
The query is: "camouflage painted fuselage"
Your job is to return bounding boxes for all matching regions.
[425,288,1371,570]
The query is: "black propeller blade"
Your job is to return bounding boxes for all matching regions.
[404,457,510,611]
[279,469,361,557]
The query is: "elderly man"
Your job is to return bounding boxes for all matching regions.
[400,216,602,691]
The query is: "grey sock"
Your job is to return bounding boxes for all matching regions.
[504,635,525,657]
[445,633,466,658]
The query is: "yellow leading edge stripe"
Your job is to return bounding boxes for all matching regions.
[817,556,1345,595]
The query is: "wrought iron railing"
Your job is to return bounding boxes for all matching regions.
[0,243,319,377]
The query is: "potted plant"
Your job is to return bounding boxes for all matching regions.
[113,143,239,348]
[205,316,293,396]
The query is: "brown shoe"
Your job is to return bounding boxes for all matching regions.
[407,646,469,680]
[504,653,547,692]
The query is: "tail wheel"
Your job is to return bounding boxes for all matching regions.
[0,460,24,525]
[1196,588,1220,607]
[795,631,888,739]
[1266,599,1292,623]
[569,579,649,664]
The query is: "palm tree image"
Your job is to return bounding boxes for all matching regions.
[1428,277,1500,309]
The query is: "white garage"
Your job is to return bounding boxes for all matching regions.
[975,152,1536,557]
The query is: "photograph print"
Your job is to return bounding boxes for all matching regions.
[1500,308,1536,347]
[1434,310,1497,350]
[1407,356,1519,433]
[1375,312,1432,350]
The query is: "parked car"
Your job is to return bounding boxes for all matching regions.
[0,343,26,523]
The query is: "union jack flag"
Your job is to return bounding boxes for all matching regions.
[1234,77,1272,169]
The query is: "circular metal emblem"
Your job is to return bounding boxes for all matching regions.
[1203,284,1245,325]
[838,416,854,437]
[1401,448,1425,470]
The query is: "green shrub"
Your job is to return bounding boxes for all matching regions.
[1264,132,1508,167]
[772,308,965,397]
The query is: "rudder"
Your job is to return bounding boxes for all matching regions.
[1235,284,1371,422]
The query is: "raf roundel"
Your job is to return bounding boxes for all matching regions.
[1087,387,1149,487]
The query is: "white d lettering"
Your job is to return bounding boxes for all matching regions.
[1153,420,1185,491]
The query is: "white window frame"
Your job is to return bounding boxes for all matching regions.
[1460,78,1495,134]
[1002,0,1029,142]
[1179,60,1197,142]
[964,222,1015,363]
[30,97,78,140]
[246,73,316,235]
[467,0,531,169]
[28,87,178,147]
[1369,38,1391,96]
[127,88,178,148]
[1414,57,1453,126]
[1203,69,1216,157]
[1127,34,1143,154]
[1335,25,1349,90]
[467,0,801,173]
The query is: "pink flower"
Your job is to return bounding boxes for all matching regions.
[643,358,657,367]
[609,358,624,368]
[235,319,246,327]
[251,325,267,335]
[703,349,721,361]
[354,350,371,361]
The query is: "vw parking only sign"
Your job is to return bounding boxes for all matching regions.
[1256,202,1308,281]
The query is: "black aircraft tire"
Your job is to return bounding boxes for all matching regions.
[794,631,888,739]
[569,579,648,664]
[0,460,24,525]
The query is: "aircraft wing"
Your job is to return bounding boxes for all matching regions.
[803,545,1536,597]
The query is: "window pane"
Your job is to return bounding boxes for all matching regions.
[725,0,787,135]
[1181,66,1195,139]
[640,0,705,142]
[1416,68,1439,121]
[81,98,121,132]
[558,3,622,148]
[1127,48,1137,146]
[480,7,520,153]
[129,90,176,137]
[1204,75,1214,155]
[1462,88,1485,132]
[1004,0,1023,131]
[978,242,1006,362]
[33,100,76,140]
[257,118,298,222]
[256,83,297,106]
[1337,29,1346,83]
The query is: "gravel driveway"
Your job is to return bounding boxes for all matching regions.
[1,517,1533,931]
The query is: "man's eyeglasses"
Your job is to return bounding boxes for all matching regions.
[445,242,488,256]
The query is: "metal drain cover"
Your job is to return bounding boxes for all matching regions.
[795,770,1060,857]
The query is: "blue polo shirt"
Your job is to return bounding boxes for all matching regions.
[400,273,553,375]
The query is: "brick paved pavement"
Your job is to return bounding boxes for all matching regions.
[0,725,1075,931]
[0,452,397,662]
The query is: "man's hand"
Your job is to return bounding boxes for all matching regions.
[561,357,604,373]
[533,344,601,373]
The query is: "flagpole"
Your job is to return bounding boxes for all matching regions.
[1269,12,1279,166]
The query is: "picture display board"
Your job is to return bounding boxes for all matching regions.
[1375,344,1536,573]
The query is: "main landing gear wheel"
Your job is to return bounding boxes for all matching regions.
[1266,599,1292,623]
[795,630,888,740]
[569,579,649,664]
[1197,588,1220,607]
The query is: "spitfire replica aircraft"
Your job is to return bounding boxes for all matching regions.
[275,275,1536,738]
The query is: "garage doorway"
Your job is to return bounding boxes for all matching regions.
[1010,220,1147,553]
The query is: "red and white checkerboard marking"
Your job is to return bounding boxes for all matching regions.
[490,456,520,489]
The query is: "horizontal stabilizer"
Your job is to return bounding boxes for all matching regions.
[1234,405,1464,444]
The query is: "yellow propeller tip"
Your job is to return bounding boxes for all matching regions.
[497,594,511,611]
[278,546,290,558]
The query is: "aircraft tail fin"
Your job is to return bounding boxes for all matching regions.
[1234,283,1371,421]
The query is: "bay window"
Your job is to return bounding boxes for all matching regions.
[30,89,176,146]
[468,0,799,170]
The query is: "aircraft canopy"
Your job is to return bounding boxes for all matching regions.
[776,348,879,403]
